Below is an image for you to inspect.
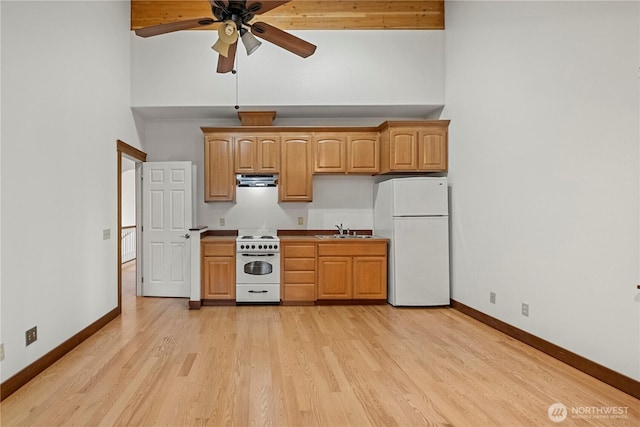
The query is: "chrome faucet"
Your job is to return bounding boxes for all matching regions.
[335,223,344,235]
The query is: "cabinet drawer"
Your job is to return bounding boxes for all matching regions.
[284,244,316,258]
[284,270,315,284]
[202,242,235,256]
[284,284,315,301]
[317,242,386,257]
[284,258,315,271]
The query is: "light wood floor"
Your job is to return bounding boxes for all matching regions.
[1,262,637,426]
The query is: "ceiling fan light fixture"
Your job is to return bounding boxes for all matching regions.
[211,20,238,58]
[240,28,261,55]
[212,39,231,57]
[218,20,238,43]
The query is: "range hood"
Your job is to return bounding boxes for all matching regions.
[236,174,278,187]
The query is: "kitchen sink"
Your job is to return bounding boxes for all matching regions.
[315,234,374,239]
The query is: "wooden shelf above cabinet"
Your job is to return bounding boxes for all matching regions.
[237,111,276,126]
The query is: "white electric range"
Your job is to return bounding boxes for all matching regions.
[235,229,280,303]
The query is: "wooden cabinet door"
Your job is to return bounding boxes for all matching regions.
[257,135,280,172]
[314,133,346,173]
[234,135,280,173]
[347,132,379,173]
[388,128,418,170]
[279,135,313,202]
[234,135,257,173]
[353,256,387,299]
[202,256,235,300]
[317,257,352,299]
[204,134,235,201]
[418,128,448,171]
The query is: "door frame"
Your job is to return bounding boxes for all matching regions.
[117,140,147,312]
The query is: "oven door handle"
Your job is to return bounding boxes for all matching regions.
[248,290,269,294]
[241,253,275,257]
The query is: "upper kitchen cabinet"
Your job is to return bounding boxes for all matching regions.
[313,133,346,173]
[313,130,379,174]
[280,134,313,202]
[347,132,379,173]
[234,135,280,173]
[203,133,235,202]
[379,121,449,173]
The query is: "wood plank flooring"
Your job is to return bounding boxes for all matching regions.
[1,262,637,426]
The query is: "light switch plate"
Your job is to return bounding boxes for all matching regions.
[103,229,111,240]
[298,217,304,225]
[0,343,5,361]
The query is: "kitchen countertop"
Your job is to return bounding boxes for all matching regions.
[278,235,389,242]
[201,235,236,241]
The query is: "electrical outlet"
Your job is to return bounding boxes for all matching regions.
[0,343,5,361]
[102,229,111,240]
[219,218,225,226]
[522,303,529,317]
[26,326,37,346]
[489,292,496,304]
[298,217,304,225]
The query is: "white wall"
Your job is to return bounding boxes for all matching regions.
[1,1,140,381]
[443,1,639,380]
[131,30,445,108]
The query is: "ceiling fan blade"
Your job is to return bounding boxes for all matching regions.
[217,41,238,73]
[246,1,291,14]
[251,22,316,58]
[135,18,215,38]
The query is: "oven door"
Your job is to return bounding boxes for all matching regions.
[236,253,280,284]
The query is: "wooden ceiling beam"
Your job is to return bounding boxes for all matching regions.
[131,1,445,31]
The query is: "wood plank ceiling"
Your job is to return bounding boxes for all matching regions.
[131,1,445,31]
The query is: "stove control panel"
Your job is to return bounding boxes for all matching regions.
[239,243,279,251]
[237,238,280,253]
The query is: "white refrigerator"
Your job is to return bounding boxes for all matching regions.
[373,177,450,306]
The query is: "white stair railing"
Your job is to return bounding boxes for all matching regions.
[121,226,136,263]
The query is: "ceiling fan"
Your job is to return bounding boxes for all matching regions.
[134,0,317,74]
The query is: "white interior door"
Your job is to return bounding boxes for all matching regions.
[142,162,193,297]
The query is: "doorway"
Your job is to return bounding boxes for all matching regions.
[121,157,137,300]
[117,140,147,312]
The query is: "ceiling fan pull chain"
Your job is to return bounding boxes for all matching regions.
[234,55,239,110]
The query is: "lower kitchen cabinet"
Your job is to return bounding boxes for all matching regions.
[353,257,387,299]
[317,257,353,299]
[317,241,387,301]
[201,241,235,300]
[281,241,317,303]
